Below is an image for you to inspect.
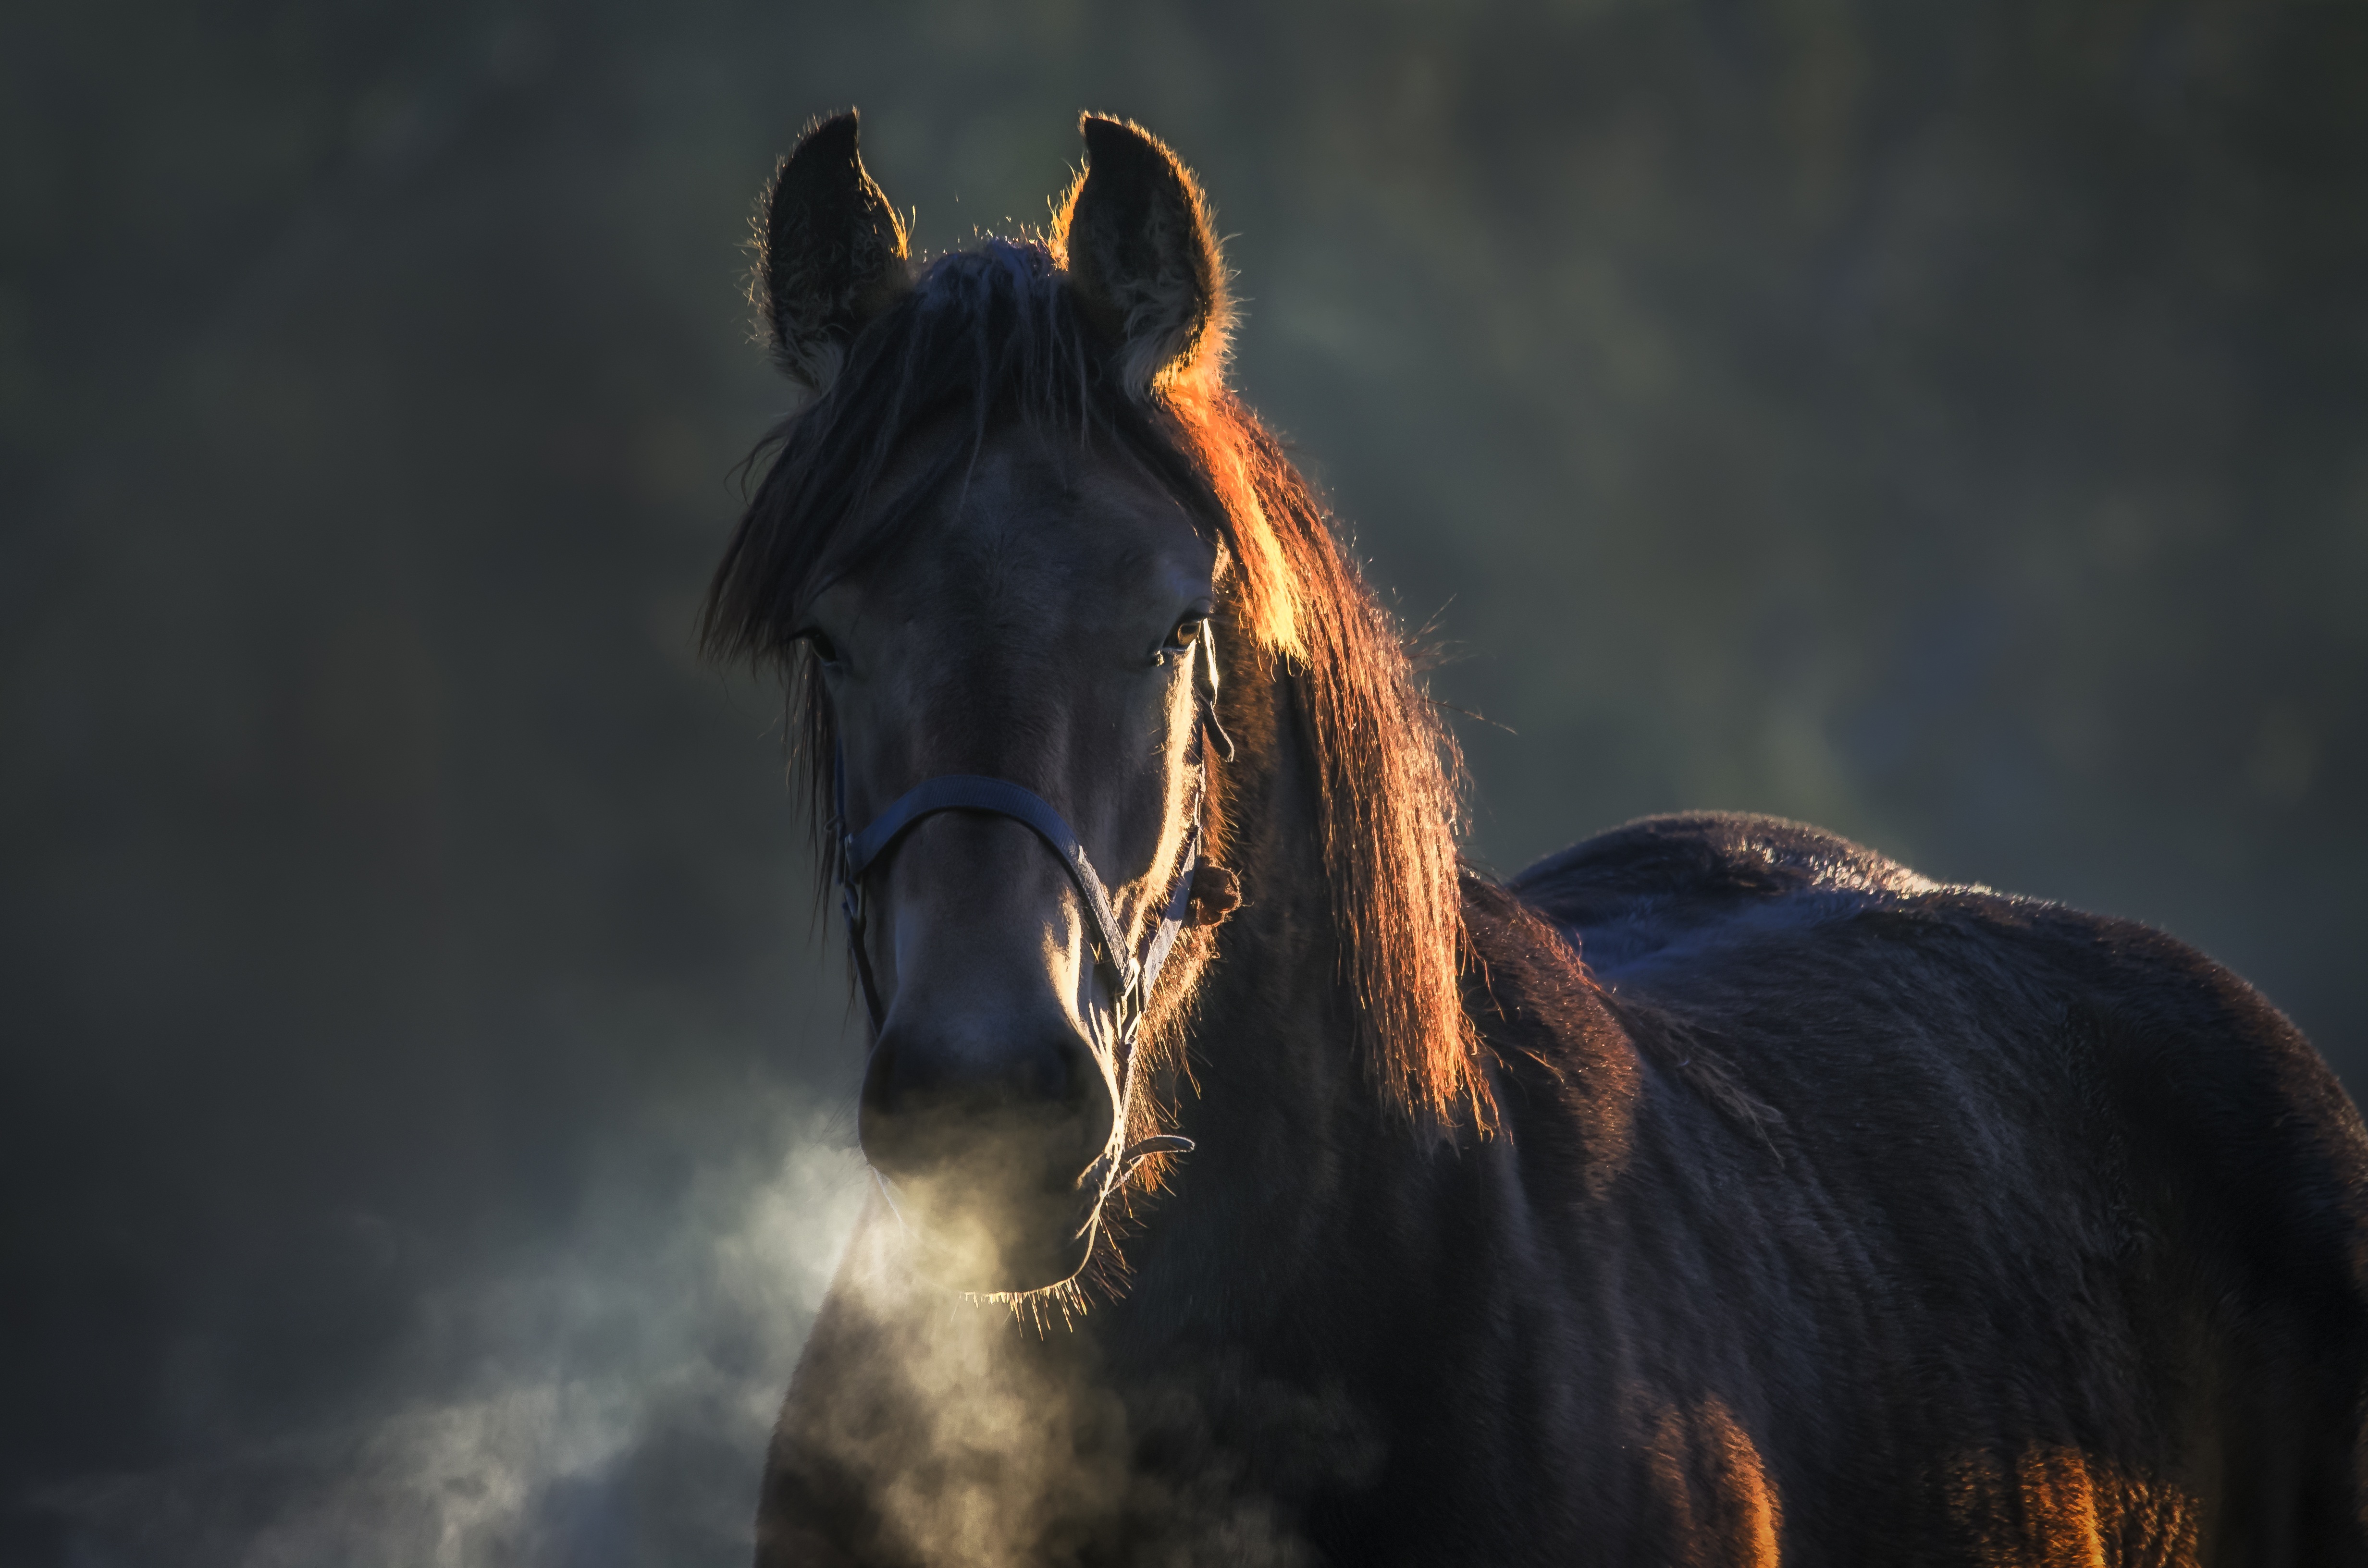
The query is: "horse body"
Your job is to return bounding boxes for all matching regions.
[714,112,2368,1566]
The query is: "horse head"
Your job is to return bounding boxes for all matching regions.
[709,112,1250,1297]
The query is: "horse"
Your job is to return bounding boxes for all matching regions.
[701,110,2368,1567]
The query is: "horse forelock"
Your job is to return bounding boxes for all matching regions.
[702,235,1495,1141]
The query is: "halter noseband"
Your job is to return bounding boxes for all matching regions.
[828,628,1232,1186]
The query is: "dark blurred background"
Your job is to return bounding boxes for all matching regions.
[4,1,2363,1562]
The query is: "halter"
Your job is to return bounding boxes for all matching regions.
[829,626,1234,1188]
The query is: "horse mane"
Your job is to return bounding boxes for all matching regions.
[701,237,1492,1137]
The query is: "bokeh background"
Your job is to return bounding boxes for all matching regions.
[5,1,2363,1562]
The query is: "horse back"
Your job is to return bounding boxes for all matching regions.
[1482,812,2368,1564]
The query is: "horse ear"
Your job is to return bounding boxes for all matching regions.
[756,110,911,394]
[1054,115,1231,398]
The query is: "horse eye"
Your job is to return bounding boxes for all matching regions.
[802,629,842,665]
[1163,615,1204,651]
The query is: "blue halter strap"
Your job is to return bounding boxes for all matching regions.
[829,628,1231,1057]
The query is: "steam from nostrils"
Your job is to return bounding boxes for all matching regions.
[775,1214,1343,1568]
[37,1099,1327,1568]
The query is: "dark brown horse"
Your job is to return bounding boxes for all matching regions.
[703,110,2368,1566]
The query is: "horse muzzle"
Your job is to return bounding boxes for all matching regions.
[858,1016,1116,1294]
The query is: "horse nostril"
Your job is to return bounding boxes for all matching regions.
[859,1020,1109,1181]
[1014,1043,1075,1103]
[864,1025,1082,1115]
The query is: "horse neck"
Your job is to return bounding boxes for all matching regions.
[1120,657,1438,1327]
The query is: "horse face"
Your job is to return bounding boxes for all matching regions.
[736,110,1239,1295]
[807,422,1216,1294]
